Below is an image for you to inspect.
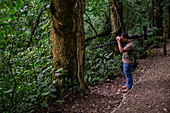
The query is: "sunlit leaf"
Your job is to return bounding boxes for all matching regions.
[5,89,13,94]
[50,88,56,92]
[41,92,50,96]
[55,73,60,77]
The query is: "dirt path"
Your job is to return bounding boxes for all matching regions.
[112,40,170,113]
[48,39,170,113]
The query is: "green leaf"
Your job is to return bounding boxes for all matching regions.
[5,89,13,94]
[50,88,56,92]
[49,94,56,98]
[16,0,22,11]
[8,4,15,14]
[40,0,45,3]
[56,68,63,72]
[42,61,48,65]
[40,103,48,108]
[0,16,10,21]
[41,92,50,96]
[56,100,64,104]
[55,73,60,77]
[35,61,41,66]
[19,31,26,36]
[28,95,37,100]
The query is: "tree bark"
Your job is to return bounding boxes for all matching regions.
[110,0,124,37]
[50,0,87,96]
[168,3,170,39]
[155,0,163,35]
[77,0,88,91]
[150,0,155,27]
[109,0,124,57]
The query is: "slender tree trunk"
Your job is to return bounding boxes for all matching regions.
[150,0,155,27]
[155,0,163,35]
[168,3,170,39]
[109,0,124,58]
[77,0,88,91]
[50,0,87,96]
[110,0,124,37]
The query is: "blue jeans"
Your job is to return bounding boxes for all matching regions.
[123,63,134,89]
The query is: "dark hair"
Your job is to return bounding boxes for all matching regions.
[121,32,129,39]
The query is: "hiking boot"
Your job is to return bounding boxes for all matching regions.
[122,86,127,89]
[122,89,129,93]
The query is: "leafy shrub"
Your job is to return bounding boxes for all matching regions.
[0,44,58,112]
[85,37,122,83]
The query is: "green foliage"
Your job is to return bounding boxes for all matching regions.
[84,0,109,38]
[0,0,168,112]
[133,39,145,59]
[85,36,122,83]
[144,36,157,47]
[84,0,168,84]
[0,45,56,112]
[0,0,56,112]
[122,0,150,31]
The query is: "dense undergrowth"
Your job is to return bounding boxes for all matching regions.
[0,0,168,112]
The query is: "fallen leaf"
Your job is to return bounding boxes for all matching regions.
[141,92,145,94]
[126,107,130,111]
[163,108,167,112]
[141,70,144,72]
[107,106,110,109]
[116,92,120,94]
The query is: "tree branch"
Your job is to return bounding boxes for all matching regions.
[84,12,98,36]
[85,16,111,42]
[27,4,46,48]
[8,37,17,107]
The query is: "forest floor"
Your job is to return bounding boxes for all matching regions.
[48,38,170,113]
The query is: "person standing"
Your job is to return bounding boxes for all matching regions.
[116,32,135,93]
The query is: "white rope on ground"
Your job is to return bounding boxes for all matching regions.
[111,63,156,113]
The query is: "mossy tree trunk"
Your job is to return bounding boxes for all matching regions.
[50,0,87,97]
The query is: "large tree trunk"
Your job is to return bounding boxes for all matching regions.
[155,0,163,35]
[50,0,86,97]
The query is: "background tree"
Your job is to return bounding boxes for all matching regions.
[109,0,125,57]
[155,0,163,35]
[149,0,155,27]
[110,0,124,37]
[168,2,170,39]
